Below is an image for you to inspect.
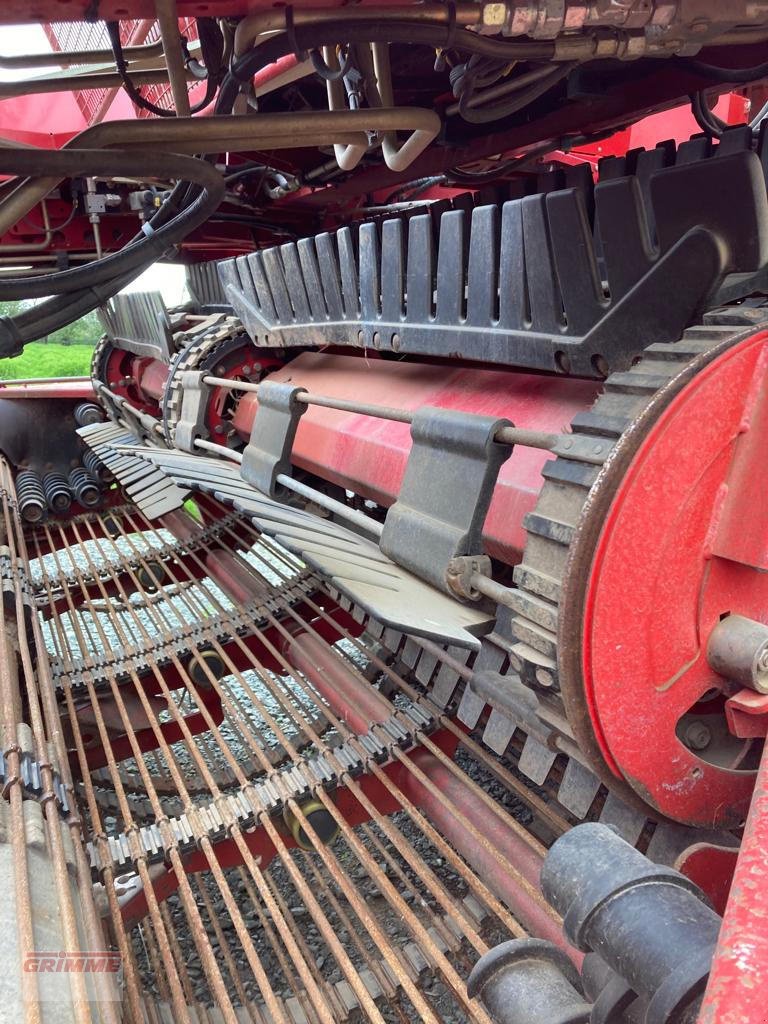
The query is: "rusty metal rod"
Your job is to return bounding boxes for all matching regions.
[118,507,536,978]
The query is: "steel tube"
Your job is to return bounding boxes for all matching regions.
[0,66,189,99]
[0,108,438,237]
[233,4,483,56]
[285,630,392,734]
[155,0,191,116]
[0,38,164,70]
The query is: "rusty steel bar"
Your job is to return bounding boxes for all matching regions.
[0,460,124,1024]
[275,601,569,954]
[200,500,574,839]
[36,512,460,1015]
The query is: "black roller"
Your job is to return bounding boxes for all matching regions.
[83,448,113,482]
[187,647,225,687]
[467,939,591,1024]
[15,470,47,523]
[74,402,105,427]
[137,560,167,593]
[102,515,121,537]
[42,472,72,514]
[68,467,101,509]
[541,824,721,1024]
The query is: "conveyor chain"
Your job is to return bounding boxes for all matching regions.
[88,700,435,875]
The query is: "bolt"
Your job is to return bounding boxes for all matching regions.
[535,668,555,688]
[683,721,711,751]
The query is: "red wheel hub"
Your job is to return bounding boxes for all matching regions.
[569,327,768,828]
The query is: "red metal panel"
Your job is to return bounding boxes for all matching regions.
[231,352,599,565]
[0,0,410,22]
[700,737,768,1023]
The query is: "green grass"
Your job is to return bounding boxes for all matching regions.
[0,342,94,380]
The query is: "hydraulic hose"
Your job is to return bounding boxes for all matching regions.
[0,154,221,356]
[218,21,556,115]
[0,149,223,300]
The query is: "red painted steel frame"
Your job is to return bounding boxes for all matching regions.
[700,738,768,1022]
[2,0,413,20]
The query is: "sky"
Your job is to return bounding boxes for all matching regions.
[1,24,189,304]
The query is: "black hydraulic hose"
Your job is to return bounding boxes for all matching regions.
[107,18,224,118]
[0,267,141,356]
[457,63,575,124]
[0,148,224,299]
[690,90,727,137]
[676,55,768,83]
[218,21,556,115]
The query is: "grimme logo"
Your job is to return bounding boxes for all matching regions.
[23,951,122,974]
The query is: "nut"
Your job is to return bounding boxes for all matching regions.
[683,721,712,751]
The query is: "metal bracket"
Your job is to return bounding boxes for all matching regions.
[240,381,308,497]
[380,406,512,594]
[175,370,213,453]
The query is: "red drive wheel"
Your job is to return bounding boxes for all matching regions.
[561,322,768,828]
[94,337,160,416]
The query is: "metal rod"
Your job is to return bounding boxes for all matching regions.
[202,374,562,449]
[0,38,164,70]
[0,66,190,99]
[154,0,191,117]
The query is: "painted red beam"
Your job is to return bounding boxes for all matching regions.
[699,737,768,1023]
[0,0,416,21]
